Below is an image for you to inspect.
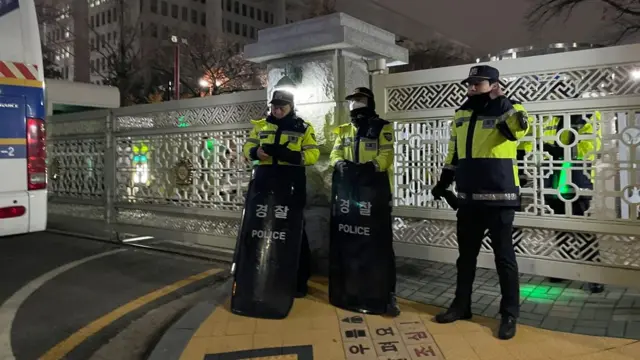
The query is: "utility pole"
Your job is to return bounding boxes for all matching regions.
[274,0,286,25]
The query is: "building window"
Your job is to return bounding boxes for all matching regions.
[150,23,158,37]
[150,0,157,13]
[112,7,117,22]
[182,7,187,20]
[226,19,232,32]
[90,16,94,27]
[191,9,197,23]
[107,32,111,42]
[234,1,239,14]
[200,13,206,26]
[250,26,255,38]
[162,25,169,39]
[140,0,144,12]
[161,1,168,16]
[226,0,231,11]
[201,0,205,3]
[90,37,95,49]
[171,4,178,18]
[102,12,106,24]
[242,23,247,37]
[263,11,268,23]
[234,22,239,35]
[270,13,273,24]
[107,10,111,23]
[250,6,254,19]
[257,9,261,21]
[242,4,246,16]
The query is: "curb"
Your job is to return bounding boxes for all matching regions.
[147,278,232,360]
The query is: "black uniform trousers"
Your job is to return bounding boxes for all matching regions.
[545,195,600,262]
[252,166,311,291]
[452,204,520,319]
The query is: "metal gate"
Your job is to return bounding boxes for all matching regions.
[47,90,266,257]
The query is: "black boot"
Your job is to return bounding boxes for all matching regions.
[498,316,517,340]
[295,282,308,298]
[588,283,605,294]
[386,293,401,317]
[434,308,472,324]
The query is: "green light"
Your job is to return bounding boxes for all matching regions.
[133,155,140,162]
[177,115,189,127]
[206,138,216,151]
[519,284,567,304]
[556,161,572,194]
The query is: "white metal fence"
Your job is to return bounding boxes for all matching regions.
[375,44,640,287]
[48,44,640,286]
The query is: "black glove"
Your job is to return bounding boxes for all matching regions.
[357,161,376,176]
[269,142,302,164]
[260,143,277,156]
[432,168,455,200]
[431,182,448,200]
[543,143,563,159]
[334,160,354,174]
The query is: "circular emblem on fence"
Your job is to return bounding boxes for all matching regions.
[174,158,194,186]
[50,157,60,181]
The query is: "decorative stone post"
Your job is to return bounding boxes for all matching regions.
[244,13,408,273]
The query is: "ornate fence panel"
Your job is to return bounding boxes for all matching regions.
[373,44,640,287]
[47,91,267,252]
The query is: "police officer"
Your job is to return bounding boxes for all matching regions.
[329,87,400,316]
[431,65,530,340]
[242,88,320,297]
[541,112,604,293]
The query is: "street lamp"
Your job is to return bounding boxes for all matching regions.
[170,35,188,100]
[199,77,213,95]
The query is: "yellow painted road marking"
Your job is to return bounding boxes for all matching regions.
[40,268,223,360]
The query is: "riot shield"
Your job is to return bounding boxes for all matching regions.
[231,175,305,319]
[329,167,394,314]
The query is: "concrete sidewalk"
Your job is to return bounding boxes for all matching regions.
[149,274,640,360]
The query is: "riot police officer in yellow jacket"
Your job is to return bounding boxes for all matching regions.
[329,87,400,316]
[242,89,320,297]
[432,65,530,340]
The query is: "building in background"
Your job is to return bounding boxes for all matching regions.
[38,0,288,84]
[41,0,472,85]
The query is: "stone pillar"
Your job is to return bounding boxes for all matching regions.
[244,13,407,274]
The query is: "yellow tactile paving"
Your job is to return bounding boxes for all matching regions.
[181,277,640,360]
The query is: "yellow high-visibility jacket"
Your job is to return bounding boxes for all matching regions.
[242,116,320,166]
[330,118,395,189]
[444,96,530,206]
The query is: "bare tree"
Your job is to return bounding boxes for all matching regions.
[527,0,640,42]
[41,41,63,79]
[152,35,266,99]
[36,0,150,105]
[391,39,472,73]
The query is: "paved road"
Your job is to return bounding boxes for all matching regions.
[0,232,229,360]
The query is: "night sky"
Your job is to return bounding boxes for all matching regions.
[374,0,613,54]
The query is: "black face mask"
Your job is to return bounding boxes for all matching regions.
[466,92,491,109]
